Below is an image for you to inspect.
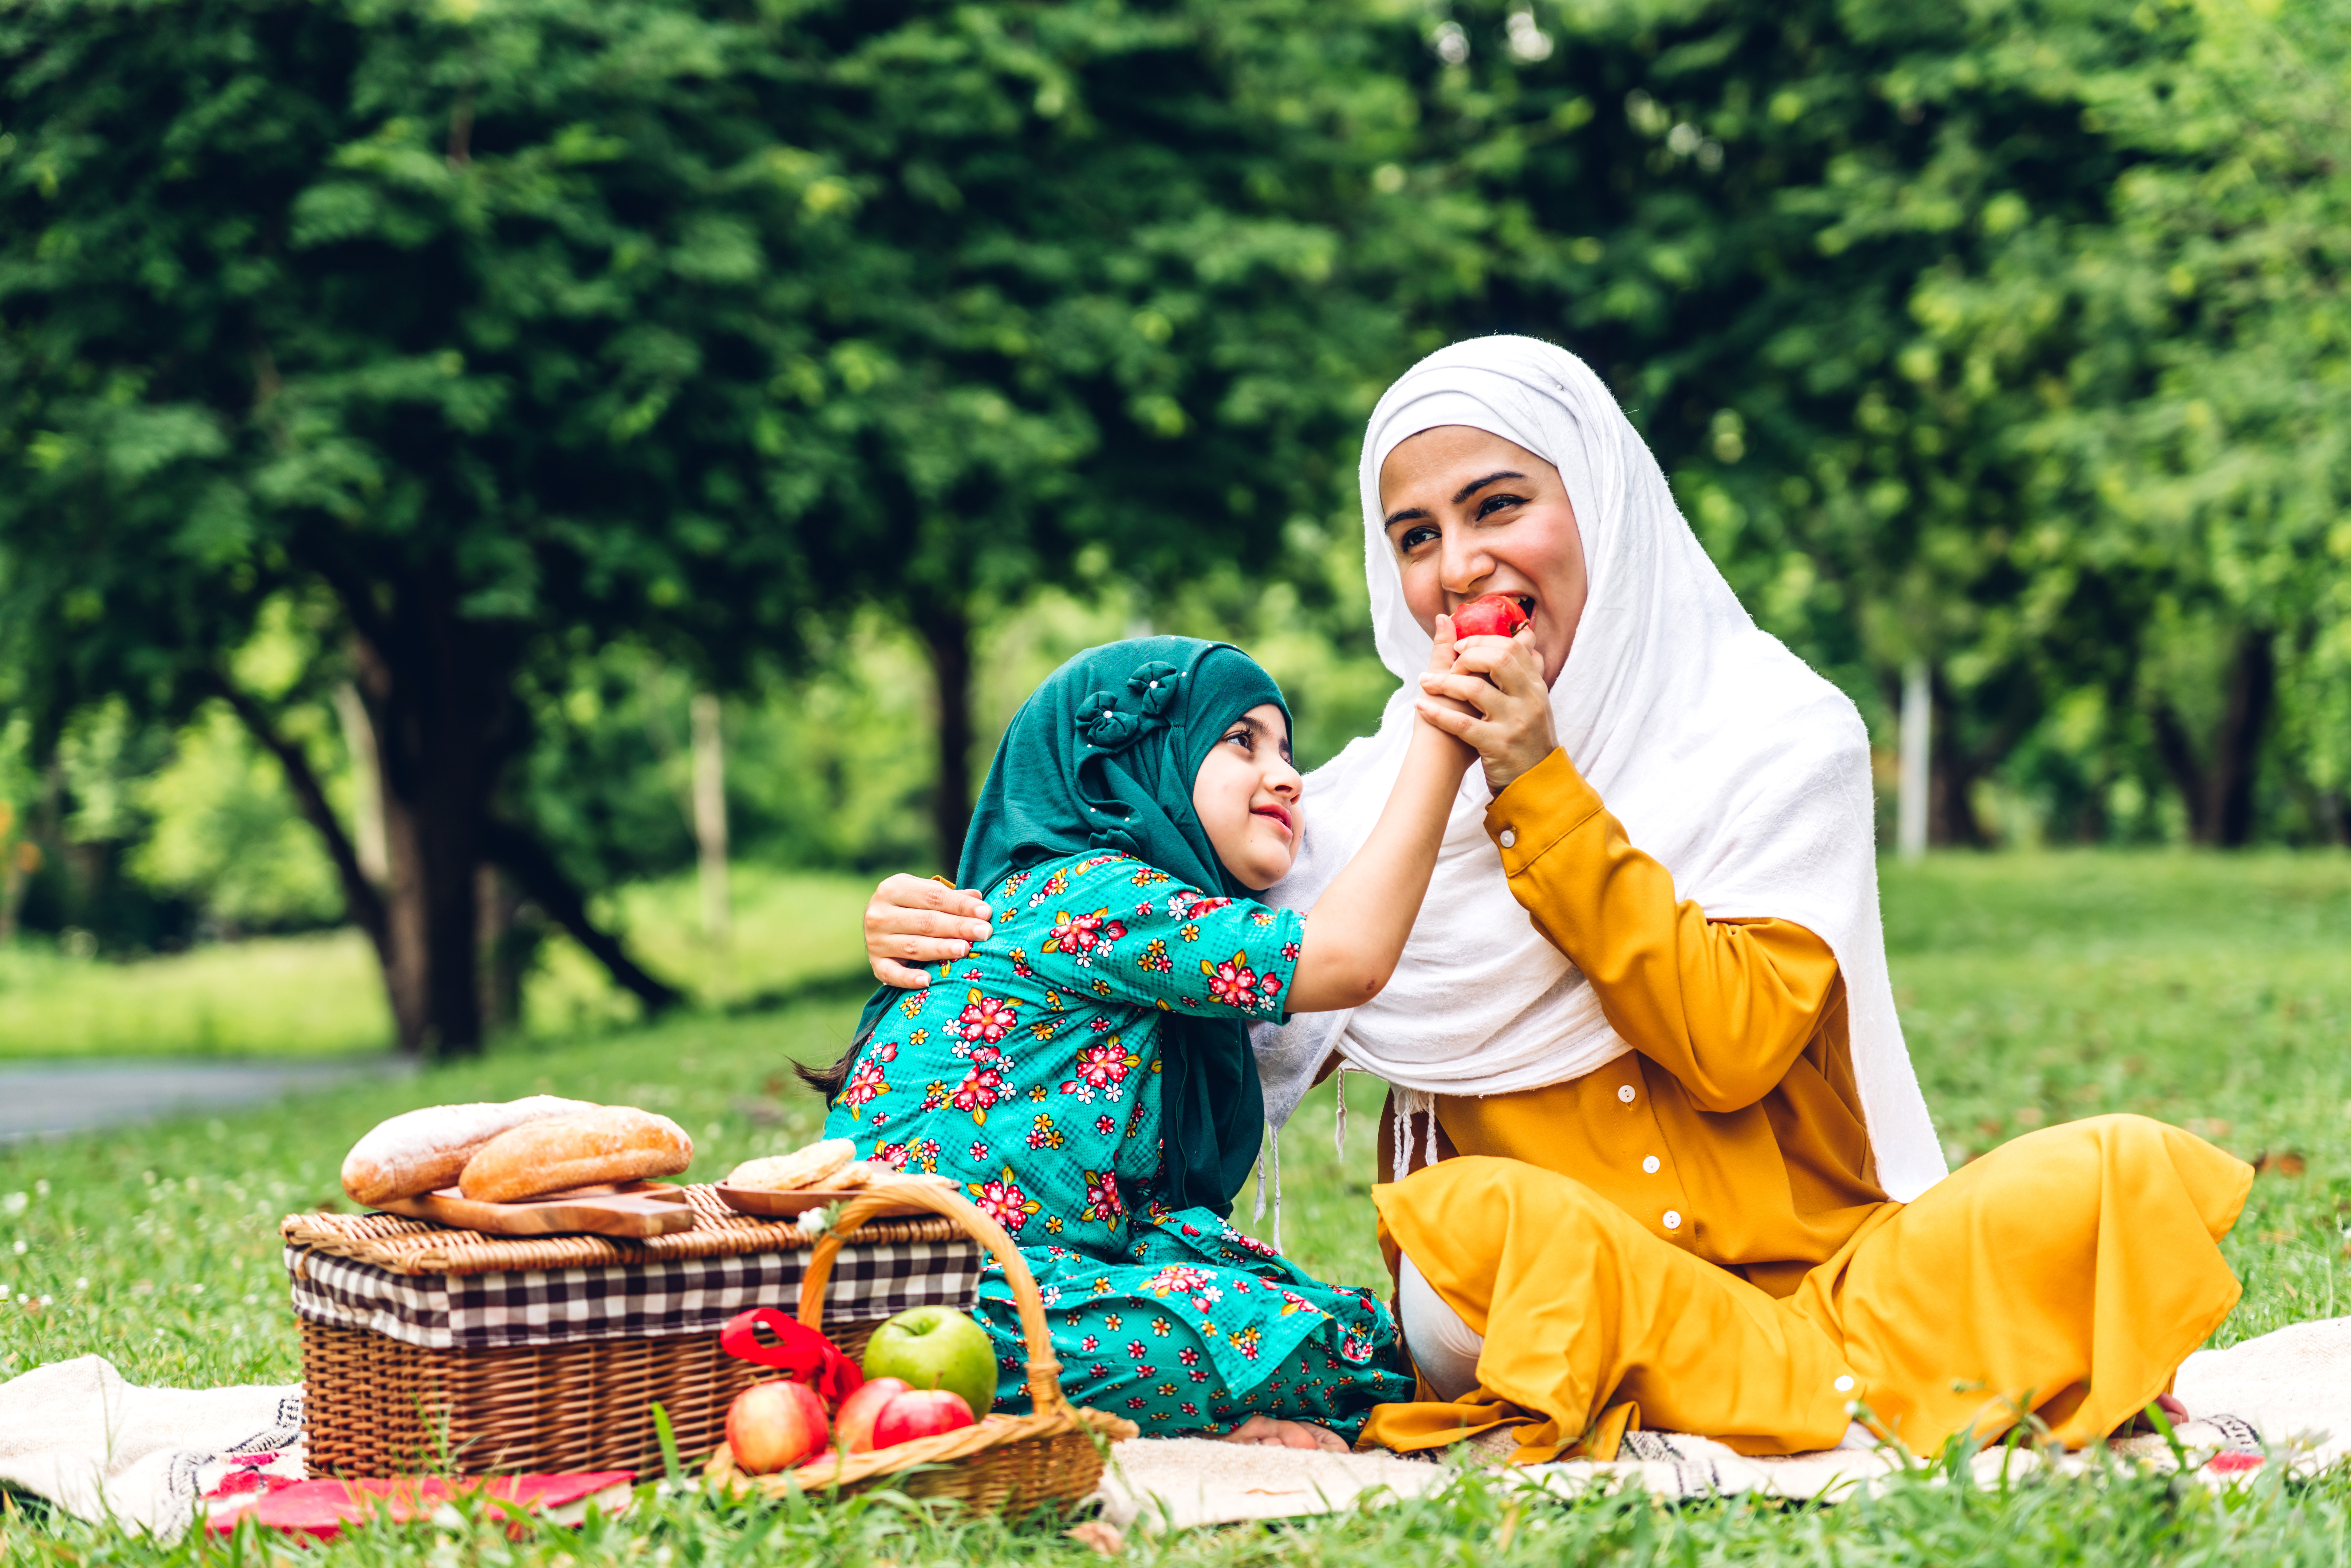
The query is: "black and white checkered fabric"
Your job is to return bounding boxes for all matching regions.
[287,1239,983,1351]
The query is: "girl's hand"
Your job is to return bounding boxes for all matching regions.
[1413,624,1557,794]
[865,874,994,988]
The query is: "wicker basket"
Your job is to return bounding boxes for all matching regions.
[705,1177,1139,1512]
[286,1189,974,1478]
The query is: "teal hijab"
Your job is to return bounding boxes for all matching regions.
[855,637,1290,1216]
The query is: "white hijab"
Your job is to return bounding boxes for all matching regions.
[1255,335,1946,1203]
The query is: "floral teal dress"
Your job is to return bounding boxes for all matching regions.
[821,849,1411,1437]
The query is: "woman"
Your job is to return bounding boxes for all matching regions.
[812,633,1472,1448]
[866,337,2250,1460]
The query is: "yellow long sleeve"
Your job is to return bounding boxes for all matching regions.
[1423,746,1884,1293]
[1482,748,1839,1113]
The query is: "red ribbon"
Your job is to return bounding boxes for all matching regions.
[718,1308,864,1405]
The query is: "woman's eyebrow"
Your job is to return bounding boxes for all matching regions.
[1452,470,1528,505]
[1383,504,1431,529]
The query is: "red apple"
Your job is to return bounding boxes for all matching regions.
[726,1379,830,1474]
[871,1388,976,1448]
[1449,593,1530,640]
[832,1376,911,1453]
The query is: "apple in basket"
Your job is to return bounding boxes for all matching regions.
[726,1379,830,1474]
[833,1376,978,1452]
[860,1305,998,1419]
[873,1388,976,1447]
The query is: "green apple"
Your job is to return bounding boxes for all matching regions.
[860,1306,998,1419]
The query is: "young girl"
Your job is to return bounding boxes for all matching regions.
[810,634,1473,1448]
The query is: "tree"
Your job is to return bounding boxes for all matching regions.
[1364,0,2215,843]
[1,0,831,1051]
[0,0,1424,1055]
[732,1,1417,863]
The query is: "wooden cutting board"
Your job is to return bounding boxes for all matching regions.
[375,1181,697,1238]
[712,1182,938,1220]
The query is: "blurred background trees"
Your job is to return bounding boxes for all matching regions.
[2,0,2346,1052]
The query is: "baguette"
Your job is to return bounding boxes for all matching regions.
[341,1096,597,1207]
[458,1106,694,1202]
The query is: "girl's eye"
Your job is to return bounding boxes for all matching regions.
[1223,729,1251,750]
[1397,524,1440,552]
[1474,493,1525,520]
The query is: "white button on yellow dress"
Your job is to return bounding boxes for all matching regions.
[1617,1084,1636,1104]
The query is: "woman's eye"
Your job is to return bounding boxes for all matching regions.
[1398,524,1440,552]
[1474,493,1525,520]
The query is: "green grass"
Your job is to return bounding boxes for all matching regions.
[0,867,876,1058]
[5,850,2351,1565]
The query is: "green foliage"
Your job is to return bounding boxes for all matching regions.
[130,706,345,932]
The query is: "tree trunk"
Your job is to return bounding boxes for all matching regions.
[2209,630,2274,848]
[2150,627,2274,847]
[477,864,526,1034]
[352,581,521,1059]
[691,691,730,947]
[916,600,975,874]
[1927,673,1992,848]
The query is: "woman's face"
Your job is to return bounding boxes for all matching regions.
[1378,425,1588,686]
[1191,703,1304,891]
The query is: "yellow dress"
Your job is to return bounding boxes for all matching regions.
[1360,749,2252,1460]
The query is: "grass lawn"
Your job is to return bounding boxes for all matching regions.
[0,867,877,1059]
[3,850,2349,1564]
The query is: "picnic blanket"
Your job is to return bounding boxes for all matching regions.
[10,1317,2351,1540]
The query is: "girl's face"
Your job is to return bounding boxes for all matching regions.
[1191,703,1304,891]
[1377,425,1588,685]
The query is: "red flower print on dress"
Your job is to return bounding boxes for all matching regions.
[1127,1341,1150,1360]
[1081,1335,1100,1353]
[1165,890,1233,921]
[1026,1114,1064,1151]
[1130,867,1171,886]
[966,1166,1041,1234]
[1095,1114,1118,1137]
[1060,1041,1141,1103]
[1135,937,1173,974]
[1042,907,1128,961]
[950,1064,1007,1123]
[1178,1347,1200,1367]
[1081,1169,1126,1228]
[838,1054,892,1118]
[1280,940,1301,962]
[1202,952,1283,1012]
[1026,869,1071,907]
[950,988,1020,1046]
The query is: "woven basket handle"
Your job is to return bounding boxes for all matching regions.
[798,1177,1069,1417]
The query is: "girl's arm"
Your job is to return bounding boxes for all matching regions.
[1286,621,1478,1012]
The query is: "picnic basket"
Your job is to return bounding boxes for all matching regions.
[282,1183,979,1478]
[704,1175,1139,1511]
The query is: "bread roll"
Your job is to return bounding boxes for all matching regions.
[342,1096,597,1206]
[727,1139,856,1192]
[458,1106,694,1202]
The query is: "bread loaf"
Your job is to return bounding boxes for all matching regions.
[458,1106,694,1202]
[727,1139,856,1192]
[341,1096,597,1207]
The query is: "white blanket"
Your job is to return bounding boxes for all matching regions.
[1252,336,1945,1203]
[0,1356,303,1538]
[11,1318,2349,1538]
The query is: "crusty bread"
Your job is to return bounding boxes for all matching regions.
[457,1106,694,1202]
[726,1139,856,1192]
[341,1096,597,1207]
